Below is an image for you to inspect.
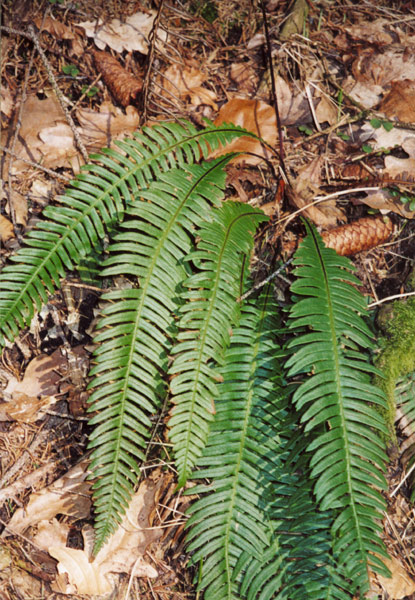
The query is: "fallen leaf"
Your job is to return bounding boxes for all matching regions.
[76,102,140,152]
[5,459,91,536]
[0,214,15,242]
[161,62,218,110]
[375,556,415,599]
[0,86,14,118]
[0,95,77,175]
[2,346,88,423]
[344,18,395,45]
[229,62,259,95]
[378,79,415,122]
[29,477,161,595]
[78,10,167,54]
[288,157,345,227]
[93,50,142,107]
[212,98,277,165]
[34,16,75,40]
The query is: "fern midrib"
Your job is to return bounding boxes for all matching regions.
[94,157,231,544]
[179,212,255,484]
[314,231,366,566]
[0,127,247,335]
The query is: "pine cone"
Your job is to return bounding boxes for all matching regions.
[93,50,142,107]
[321,216,394,256]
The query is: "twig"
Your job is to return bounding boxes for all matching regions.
[140,0,164,123]
[238,258,294,302]
[6,31,36,240]
[260,0,286,175]
[368,291,415,309]
[0,145,71,183]
[27,24,89,163]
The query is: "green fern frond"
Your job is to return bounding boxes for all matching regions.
[169,204,267,488]
[0,121,256,346]
[185,292,286,599]
[285,222,390,594]
[87,157,236,553]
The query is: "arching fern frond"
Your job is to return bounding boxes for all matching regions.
[185,292,287,598]
[285,222,390,595]
[169,204,267,487]
[86,157,236,554]
[0,121,256,346]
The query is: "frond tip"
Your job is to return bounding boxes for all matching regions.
[285,221,390,594]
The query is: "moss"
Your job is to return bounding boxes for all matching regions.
[374,297,415,441]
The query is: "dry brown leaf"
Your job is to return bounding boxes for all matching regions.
[212,98,277,165]
[344,44,415,109]
[34,16,75,40]
[0,214,15,242]
[0,94,80,175]
[344,18,395,45]
[359,189,415,219]
[378,79,415,121]
[229,63,258,95]
[5,459,92,536]
[93,50,142,108]
[30,478,161,595]
[373,556,415,599]
[2,346,88,423]
[162,62,218,109]
[289,157,344,227]
[78,10,166,54]
[0,86,14,118]
[76,102,140,152]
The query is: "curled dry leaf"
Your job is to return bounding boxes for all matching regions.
[0,215,14,243]
[5,459,92,536]
[27,476,161,595]
[212,98,277,165]
[378,79,415,122]
[372,555,415,599]
[34,16,75,40]
[78,10,167,54]
[1,95,141,174]
[76,102,140,152]
[93,50,142,108]
[0,86,14,118]
[161,62,218,110]
[288,156,345,227]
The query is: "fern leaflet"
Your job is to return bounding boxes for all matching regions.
[169,203,267,487]
[285,222,390,594]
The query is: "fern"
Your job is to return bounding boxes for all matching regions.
[0,120,394,596]
[0,121,256,346]
[285,222,390,594]
[169,202,267,487]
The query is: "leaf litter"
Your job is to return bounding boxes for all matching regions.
[2,1,415,598]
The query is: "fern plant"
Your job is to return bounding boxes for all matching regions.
[0,120,392,597]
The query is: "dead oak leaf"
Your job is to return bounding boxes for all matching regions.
[162,63,218,110]
[211,98,277,165]
[31,478,161,595]
[78,11,167,54]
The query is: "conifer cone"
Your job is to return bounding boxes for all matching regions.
[321,216,394,256]
[93,50,142,107]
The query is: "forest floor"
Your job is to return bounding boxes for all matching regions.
[1,0,415,598]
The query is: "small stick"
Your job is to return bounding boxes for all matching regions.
[27,24,89,163]
[238,258,294,302]
[0,145,71,183]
